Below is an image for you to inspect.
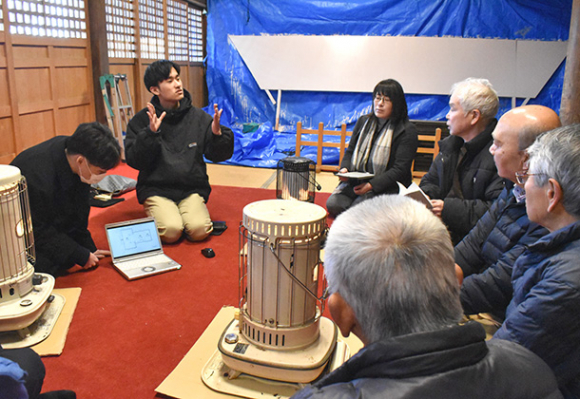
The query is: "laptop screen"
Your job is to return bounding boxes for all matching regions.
[107,219,162,260]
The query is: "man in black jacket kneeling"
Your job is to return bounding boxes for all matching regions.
[125,60,234,244]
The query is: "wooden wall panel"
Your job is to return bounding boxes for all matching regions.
[2,42,94,159]
[0,69,10,118]
[0,118,16,163]
[187,65,206,108]
[1,1,94,163]
[3,42,94,157]
[138,62,152,110]
[57,105,93,136]
[52,46,87,60]
[14,67,52,114]
[180,65,190,88]
[12,45,48,62]
[55,66,92,108]
[19,111,55,151]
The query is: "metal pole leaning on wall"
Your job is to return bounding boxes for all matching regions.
[275,90,282,131]
[561,0,580,125]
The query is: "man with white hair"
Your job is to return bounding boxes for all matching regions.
[291,195,561,399]
[480,125,580,399]
[420,78,504,244]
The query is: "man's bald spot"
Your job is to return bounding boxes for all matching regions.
[498,105,561,151]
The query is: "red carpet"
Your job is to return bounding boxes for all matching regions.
[41,164,331,398]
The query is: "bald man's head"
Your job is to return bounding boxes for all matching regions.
[503,105,562,150]
[490,105,561,182]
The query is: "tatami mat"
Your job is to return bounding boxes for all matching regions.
[207,164,338,193]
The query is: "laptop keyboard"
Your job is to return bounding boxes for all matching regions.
[118,254,175,269]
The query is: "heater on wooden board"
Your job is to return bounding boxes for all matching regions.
[0,165,62,348]
[202,199,349,398]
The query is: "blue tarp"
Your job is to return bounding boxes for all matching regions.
[205,0,572,167]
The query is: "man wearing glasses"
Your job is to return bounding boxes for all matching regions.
[487,125,580,398]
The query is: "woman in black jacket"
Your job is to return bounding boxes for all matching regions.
[326,79,418,217]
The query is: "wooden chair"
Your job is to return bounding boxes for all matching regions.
[412,127,442,180]
[295,122,352,173]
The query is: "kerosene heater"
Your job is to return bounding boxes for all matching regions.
[202,199,348,397]
[276,157,320,202]
[0,165,61,348]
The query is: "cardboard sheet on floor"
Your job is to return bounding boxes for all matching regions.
[156,306,363,399]
[33,287,81,356]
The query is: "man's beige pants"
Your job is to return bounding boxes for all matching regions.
[144,194,213,243]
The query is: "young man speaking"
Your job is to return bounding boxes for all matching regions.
[125,60,234,243]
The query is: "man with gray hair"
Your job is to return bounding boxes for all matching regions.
[291,195,561,399]
[420,78,504,244]
[481,125,580,398]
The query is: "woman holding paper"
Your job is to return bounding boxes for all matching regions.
[326,79,418,216]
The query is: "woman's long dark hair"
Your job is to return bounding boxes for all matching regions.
[371,79,409,125]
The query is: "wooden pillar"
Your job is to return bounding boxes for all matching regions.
[561,0,580,125]
[134,0,144,112]
[1,0,22,160]
[88,0,110,125]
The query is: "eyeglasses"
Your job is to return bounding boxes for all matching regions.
[321,286,330,301]
[515,170,545,185]
[374,95,391,103]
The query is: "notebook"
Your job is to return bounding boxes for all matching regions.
[105,217,181,280]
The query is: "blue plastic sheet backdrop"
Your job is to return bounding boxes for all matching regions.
[204,0,572,168]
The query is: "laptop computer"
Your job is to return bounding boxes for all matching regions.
[105,217,181,280]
